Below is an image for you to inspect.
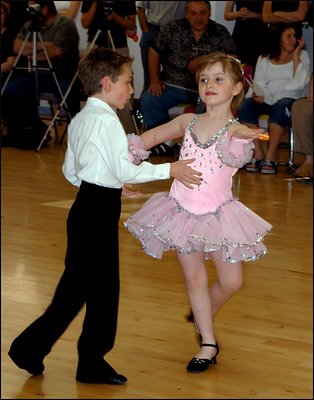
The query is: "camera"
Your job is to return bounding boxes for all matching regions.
[27,4,42,15]
[97,0,114,16]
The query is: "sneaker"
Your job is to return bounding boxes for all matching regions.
[260,160,277,174]
[245,159,265,172]
[149,142,175,156]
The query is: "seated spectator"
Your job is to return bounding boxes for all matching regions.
[262,0,310,39]
[1,1,16,86]
[1,0,80,150]
[291,73,313,178]
[140,0,236,156]
[224,0,268,73]
[238,22,310,174]
[136,0,186,91]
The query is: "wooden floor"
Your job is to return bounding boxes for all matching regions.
[1,139,313,399]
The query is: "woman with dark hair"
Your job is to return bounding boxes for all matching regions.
[238,22,310,174]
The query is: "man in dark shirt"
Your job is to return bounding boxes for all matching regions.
[139,0,236,155]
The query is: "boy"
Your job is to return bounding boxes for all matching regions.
[8,48,202,385]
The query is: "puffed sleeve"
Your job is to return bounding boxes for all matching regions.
[216,134,254,168]
[127,133,151,165]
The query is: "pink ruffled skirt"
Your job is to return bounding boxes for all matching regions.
[124,192,272,263]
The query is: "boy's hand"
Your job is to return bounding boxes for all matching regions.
[170,158,202,189]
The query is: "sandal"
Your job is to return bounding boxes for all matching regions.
[245,159,265,173]
[149,142,175,156]
[260,160,277,174]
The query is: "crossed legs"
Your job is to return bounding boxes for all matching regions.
[177,250,243,360]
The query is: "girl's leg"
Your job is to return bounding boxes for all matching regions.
[209,250,243,317]
[177,252,217,360]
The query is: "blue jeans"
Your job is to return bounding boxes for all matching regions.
[139,28,160,90]
[238,97,295,128]
[140,85,199,130]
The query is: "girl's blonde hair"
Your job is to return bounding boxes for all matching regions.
[195,53,245,114]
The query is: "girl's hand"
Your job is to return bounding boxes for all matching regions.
[232,125,268,140]
[170,158,202,189]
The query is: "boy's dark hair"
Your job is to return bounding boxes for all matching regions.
[78,48,133,96]
[195,52,244,114]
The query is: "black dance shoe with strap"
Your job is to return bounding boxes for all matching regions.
[186,343,219,373]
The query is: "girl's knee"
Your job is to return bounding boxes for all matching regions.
[220,275,243,295]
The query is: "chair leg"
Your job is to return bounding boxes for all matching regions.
[48,100,59,139]
[287,127,297,173]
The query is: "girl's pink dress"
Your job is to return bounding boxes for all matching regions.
[125,116,272,262]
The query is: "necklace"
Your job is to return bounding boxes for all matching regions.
[189,116,239,149]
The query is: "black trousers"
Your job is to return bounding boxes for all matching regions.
[11,181,122,364]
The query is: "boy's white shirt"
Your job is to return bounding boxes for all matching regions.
[63,97,170,188]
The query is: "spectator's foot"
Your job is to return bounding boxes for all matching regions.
[294,162,313,178]
[76,360,127,385]
[2,124,51,150]
[149,143,180,157]
[260,160,277,174]
[245,159,265,173]
[1,134,15,148]
[149,143,176,156]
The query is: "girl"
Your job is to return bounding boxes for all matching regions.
[125,53,272,373]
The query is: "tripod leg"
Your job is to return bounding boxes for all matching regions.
[36,30,104,151]
[1,31,32,96]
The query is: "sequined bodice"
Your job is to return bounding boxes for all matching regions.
[169,116,240,214]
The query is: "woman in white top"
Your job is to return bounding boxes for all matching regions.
[238,22,310,174]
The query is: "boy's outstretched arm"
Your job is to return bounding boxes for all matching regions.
[170,158,202,189]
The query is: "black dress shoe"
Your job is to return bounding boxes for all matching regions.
[8,341,45,376]
[76,372,127,385]
[76,360,127,385]
[186,343,219,373]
